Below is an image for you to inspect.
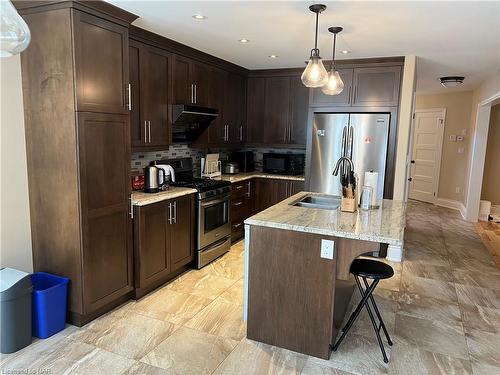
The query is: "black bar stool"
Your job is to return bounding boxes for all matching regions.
[332,258,394,363]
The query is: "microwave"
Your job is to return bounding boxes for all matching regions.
[262,153,305,175]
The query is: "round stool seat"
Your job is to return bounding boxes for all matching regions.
[350,259,394,280]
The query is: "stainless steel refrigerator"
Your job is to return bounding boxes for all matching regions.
[306,113,390,199]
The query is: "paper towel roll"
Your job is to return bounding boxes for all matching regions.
[364,171,378,207]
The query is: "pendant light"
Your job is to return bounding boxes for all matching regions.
[301,4,328,88]
[321,26,344,95]
[0,0,31,57]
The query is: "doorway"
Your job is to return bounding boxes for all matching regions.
[408,108,446,203]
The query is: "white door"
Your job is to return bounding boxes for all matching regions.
[409,109,446,203]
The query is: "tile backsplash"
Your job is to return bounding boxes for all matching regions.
[131,144,306,175]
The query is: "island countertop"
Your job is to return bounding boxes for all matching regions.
[244,192,406,246]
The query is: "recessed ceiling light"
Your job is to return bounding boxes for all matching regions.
[238,38,250,43]
[269,55,279,59]
[192,14,207,20]
[341,50,351,54]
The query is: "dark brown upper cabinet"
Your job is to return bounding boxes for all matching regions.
[73,11,130,114]
[352,66,401,107]
[228,73,247,144]
[310,68,354,107]
[129,40,171,150]
[246,73,309,147]
[172,55,210,107]
[310,65,401,107]
[207,67,227,144]
[246,76,266,144]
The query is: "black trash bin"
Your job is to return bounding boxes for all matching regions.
[0,268,33,354]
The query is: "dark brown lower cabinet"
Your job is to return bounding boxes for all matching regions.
[134,194,195,298]
[254,178,305,213]
[231,178,305,240]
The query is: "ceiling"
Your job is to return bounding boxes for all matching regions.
[108,1,500,93]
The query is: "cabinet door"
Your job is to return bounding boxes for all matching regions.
[310,68,353,107]
[275,180,290,202]
[73,11,129,114]
[254,178,277,212]
[207,67,227,144]
[192,61,210,107]
[129,43,145,147]
[291,181,305,195]
[246,77,266,143]
[289,75,310,146]
[172,55,192,104]
[135,202,170,287]
[352,66,401,107]
[77,113,132,313]
[264,77,290,144]
[170,195,194,270]
[143,45,170,147]
[229,74,247,144]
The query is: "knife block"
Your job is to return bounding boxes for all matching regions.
[340,177,359,213]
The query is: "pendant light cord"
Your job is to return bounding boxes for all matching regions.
[331,33,337,70]
[314,12,319,52]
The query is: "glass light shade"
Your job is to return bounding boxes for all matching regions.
[0,0,31,58]
[321,69,345,95]
[301,56,328,88]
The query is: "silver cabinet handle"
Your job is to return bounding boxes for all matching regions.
[168,203,172,224]
[144,121,148,143]
[126,83,132,111]
[235,185,244,190]
[148,121,152,143]
[226,125,229,142]
[246,181,251,197]
[233,223,242,228]
[239,125,243,142]
[234,201,243,206]
[129,195,133,218]
[173,201,177,224]
[194,84,197,104]
[190,84,194,104]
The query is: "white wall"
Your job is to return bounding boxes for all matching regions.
[0,55,33,272]
[393,55,417,201]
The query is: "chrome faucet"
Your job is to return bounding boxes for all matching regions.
[333,156,354,176]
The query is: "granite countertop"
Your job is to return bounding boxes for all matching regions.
[132,187,197,206]
[244,192,407,246]
[220,172,305,183]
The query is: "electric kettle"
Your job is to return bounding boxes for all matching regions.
[143,166,165,193]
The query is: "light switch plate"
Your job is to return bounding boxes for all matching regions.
[321,239,335,259]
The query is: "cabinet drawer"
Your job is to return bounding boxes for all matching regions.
[231,180,251,198]
[231,196,248,219]
[231,217,245,241]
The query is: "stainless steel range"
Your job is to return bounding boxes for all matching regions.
[157,158,231,268]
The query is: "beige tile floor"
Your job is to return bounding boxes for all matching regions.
[2,200,500,374]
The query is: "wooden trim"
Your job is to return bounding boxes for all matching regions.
[14,0,138,25]
[130,25,249,76]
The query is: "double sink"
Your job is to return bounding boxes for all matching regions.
[292,194,341,210]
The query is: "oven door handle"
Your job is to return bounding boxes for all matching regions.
[200,196,230,208]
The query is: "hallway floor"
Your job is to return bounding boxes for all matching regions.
[2,201,500,374]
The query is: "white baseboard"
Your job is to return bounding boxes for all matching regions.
[435,198,467,219]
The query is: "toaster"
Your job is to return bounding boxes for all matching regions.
[222,162,239,175]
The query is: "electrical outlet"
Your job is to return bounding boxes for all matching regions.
[457,135,464,142]
[455,187,460,194]
[321,239,335,259]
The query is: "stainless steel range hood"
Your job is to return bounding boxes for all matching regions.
[172,104,219,142]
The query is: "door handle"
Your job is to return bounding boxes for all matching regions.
[126,83,132,111]
[239,125,243,142]
[129,195,133,219]
[168,202,172,224]
[194,84,197,104]
[173,201,177,224]
[148,121,152,143]
[246,181,251,197]
[144,121,148,143]
[411,160,415,164]
[190,84,194,104]
[234,201,243,206]
[408,177,413,182]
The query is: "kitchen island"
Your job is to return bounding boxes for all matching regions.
[243,192,406,359]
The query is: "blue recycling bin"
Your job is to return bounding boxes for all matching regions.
[31,272,69,339]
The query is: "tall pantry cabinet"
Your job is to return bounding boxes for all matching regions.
[16,1,139,326]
